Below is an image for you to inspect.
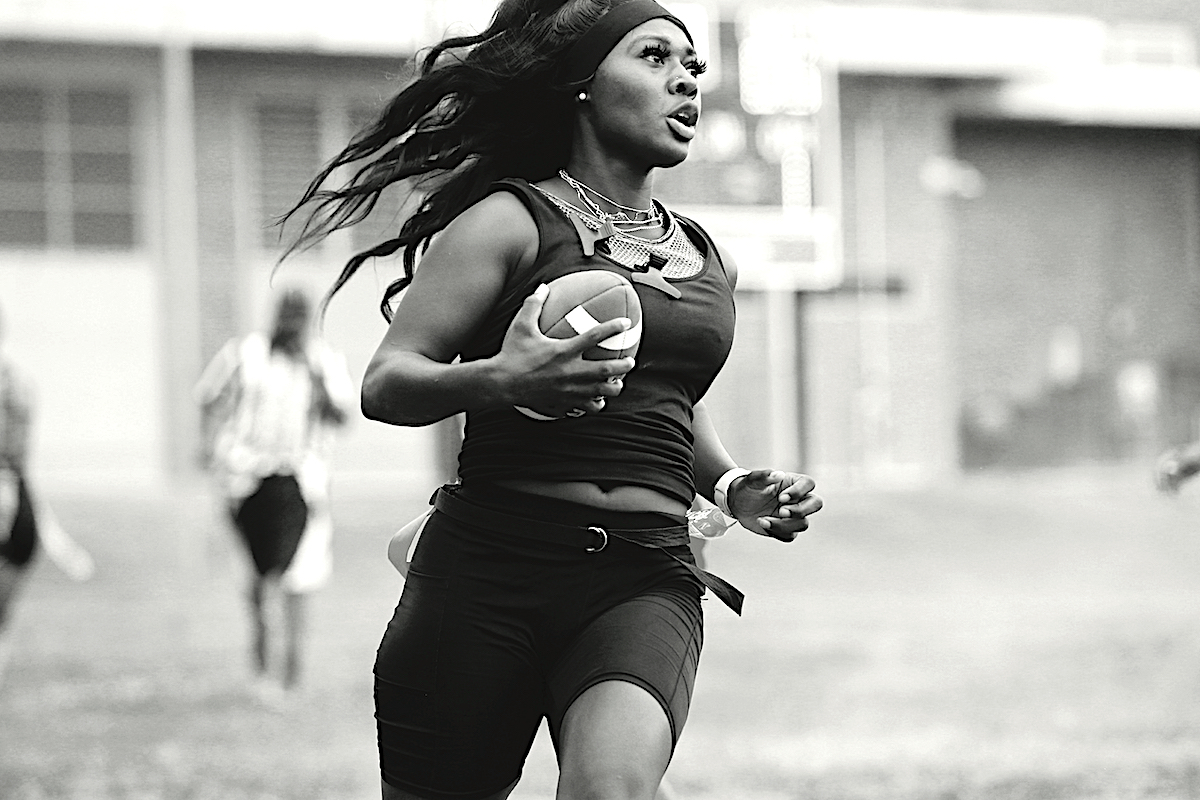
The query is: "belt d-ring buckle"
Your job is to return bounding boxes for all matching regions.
[586,526,608,553]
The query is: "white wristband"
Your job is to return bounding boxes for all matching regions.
[713,467,751,517]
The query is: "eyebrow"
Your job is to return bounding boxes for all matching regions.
[630,33,698,59]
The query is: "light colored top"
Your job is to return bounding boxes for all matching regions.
[195,332,355,499]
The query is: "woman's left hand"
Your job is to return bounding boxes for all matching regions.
[729,470,822,542]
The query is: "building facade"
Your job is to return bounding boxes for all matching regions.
[2,0,1199,490]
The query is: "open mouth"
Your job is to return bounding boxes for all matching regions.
[666,109,698,141]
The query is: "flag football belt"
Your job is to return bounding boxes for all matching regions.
[433,486,744,615]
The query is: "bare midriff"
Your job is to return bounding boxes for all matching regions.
[494,479,689,517]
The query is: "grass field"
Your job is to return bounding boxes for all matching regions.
[3,465,1200,799]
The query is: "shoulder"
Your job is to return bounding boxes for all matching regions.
[229,334,269,378]
[461,181,538,233]
[467,187,537,229]
[239,333,269,361]
[437,185,539,266]
[391,182,541,338]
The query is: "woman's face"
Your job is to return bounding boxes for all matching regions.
[581,18,704,169]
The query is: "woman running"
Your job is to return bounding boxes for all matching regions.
[282,0,824,796]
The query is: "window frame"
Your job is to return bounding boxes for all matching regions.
[0,70,151,254]
[237,83,420,274]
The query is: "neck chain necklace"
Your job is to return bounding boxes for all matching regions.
[559,170,663,231]
[531,181,705,279]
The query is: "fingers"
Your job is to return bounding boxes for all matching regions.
[574,396,607,415]
[742,468,779,487]
[778,493,823,519]
[738,471,818,509]
[734,470,821,542]
[571,378,624,415]
[511,283,551,334]
[595,376,625,398]
[506,285,636,416]
[528,282,550,308]
[530,308,636,380]
[758,492,821,534]
[570,315,635,354]
[598,357,636,381]
[758,519,804,542]
[746,514,806,542]
[777,473,817,504]
[525,366,629,418]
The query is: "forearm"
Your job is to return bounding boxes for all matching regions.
[312,383,347,424]
[310,371,351,426]
[691,401,740,505]
[361,351,510,426]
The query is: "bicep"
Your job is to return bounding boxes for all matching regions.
[372,193,536,365]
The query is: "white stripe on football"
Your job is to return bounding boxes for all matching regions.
[563,306,644,351]
[515,269,643,421]
[539,270,642,361]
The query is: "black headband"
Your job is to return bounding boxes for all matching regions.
[561,0,693,85]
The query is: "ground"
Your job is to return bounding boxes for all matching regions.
[2,465,1199,799]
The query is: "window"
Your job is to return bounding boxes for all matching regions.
[254,97,418,257]
[255,100,321,250]
[0,85,136,249]
[348,104,413,255]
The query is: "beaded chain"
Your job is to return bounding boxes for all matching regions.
[531,178,705,279]
[559,170,664,232]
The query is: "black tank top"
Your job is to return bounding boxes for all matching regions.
[456,178,736,506]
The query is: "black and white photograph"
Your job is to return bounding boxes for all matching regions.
[2,0,1200,797]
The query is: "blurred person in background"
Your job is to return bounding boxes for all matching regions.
[1155,439,1200,493]
[0,304,93,688]
[280,0,823,797]
[195,287,354,700]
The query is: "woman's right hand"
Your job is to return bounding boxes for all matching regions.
[493,283,635,418]
[362,192,635,426]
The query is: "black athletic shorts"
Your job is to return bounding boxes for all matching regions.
[374,484,705,800]
[232,474,308,577]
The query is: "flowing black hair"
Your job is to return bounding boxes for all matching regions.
[278,0,612,321]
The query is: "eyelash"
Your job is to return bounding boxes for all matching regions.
[641,44,708,77]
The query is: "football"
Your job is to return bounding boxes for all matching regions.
[515,270,642,420]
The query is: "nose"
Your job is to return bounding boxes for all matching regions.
[670,67,698,97]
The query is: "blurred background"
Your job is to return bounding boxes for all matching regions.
[3,0,1200,488]
[3,0,1200,798]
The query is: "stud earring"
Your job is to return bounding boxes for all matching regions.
[577,91,588,102]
